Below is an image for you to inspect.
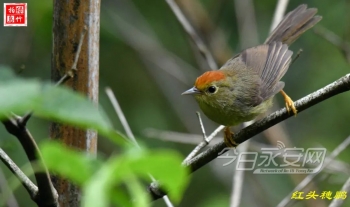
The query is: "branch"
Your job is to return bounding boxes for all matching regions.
[148,73,350,200]
[105,88,175,207]
[230,140,249,207]
[187,73,350,170]
[55,25,88,86]
[182,112,225,164]
[277,135,350,207]
[182,125,225,164]
[105,87,139,147]
[165,0,218,70]
[329,176,350,207]
[313,25,350,64]
[2,118,58,206]
[270,0,289,32]
[0,148,38,198]
[0,25,88,207]
[145,129,350,173]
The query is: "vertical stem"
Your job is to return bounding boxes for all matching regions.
[51,0,100,206]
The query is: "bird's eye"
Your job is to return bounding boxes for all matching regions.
[207,86,217,94]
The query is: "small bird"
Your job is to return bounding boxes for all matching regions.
[182,5,322,147]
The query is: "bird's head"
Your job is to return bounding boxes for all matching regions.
[182,71,231,104]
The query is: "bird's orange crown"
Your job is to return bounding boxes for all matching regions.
[195,71,225,90]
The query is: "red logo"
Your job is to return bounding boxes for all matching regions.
[4,3,27,27]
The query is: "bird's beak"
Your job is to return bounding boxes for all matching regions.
[182,87,201,95]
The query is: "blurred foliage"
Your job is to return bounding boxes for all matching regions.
[0,0,350,206]
[0,67,188,207]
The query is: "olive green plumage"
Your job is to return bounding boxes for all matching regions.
[183,4,321,127]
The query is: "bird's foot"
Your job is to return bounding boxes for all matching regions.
[224,127,238,148]
[280,90,297,116]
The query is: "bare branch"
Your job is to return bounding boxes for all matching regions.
[230,140,249,207]
[270,0,289,32]
[189,73,350,170]
[104,1,204,131]
[196,112,207,142]
[0,168,19,207]
[181,112,214,163]
[277,135,350,207]
[231,0,260,204]
[329,176,350,207]
[165,0,218,70]
[182,125,225,164]
[105,87,174,207]
[16,25,88,127]
[233,0,259,48]
[0,148,37,201]
[105,87,139,147]
[55,25,88,86]
[145,129,350,174]
[2,117,58,207]
[313,25,350,63]
[0,25,88,207]
[149,73,350,200]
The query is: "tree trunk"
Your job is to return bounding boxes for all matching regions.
[51,0,100,206]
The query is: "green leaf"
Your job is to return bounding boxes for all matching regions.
[0,66,126,145]
[83,147,188,207]
[127,149,189,202]
[125,175,149,207]
[82,159,118,207]
[110,189,133,207]
[40,142,101,185]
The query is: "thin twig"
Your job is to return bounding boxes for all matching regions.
[0,173,18,207]
[329,176,350,207]
[180,112,211,162]
[0,25,88,207]
[182,125,225,164]
[196,112,207,141]
[267,3,326,207]
[233,0,259,48]
[148,73,350,200]
[0,148,38,200]
[105,87,174,207]
[18,26,88,126]
[104,1,203,131]
[55,25,88,86]
[0,155,19,207]
[270,0,289,32]
[105,11,192,85]
[313,25,350,64]
[165,0,218,70]
[291,49,303,65]
[230,141,249,207]
[2,118,57,206]
[144,128,220,145]
[231,0,260,204]
[105,87,139,147]
[175,0,234,66]
[144,129,350,174]
[277,135,350,207]
[230,121,252,207]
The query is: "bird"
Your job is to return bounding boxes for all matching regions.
[182,4,322,147]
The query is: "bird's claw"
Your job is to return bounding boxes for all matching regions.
[280,90,297,116]
[285,100,297,115]
[224,127,238,148]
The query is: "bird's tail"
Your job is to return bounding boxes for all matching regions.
[264,4,322,45]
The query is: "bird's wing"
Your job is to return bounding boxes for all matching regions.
[239,42,293,103]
